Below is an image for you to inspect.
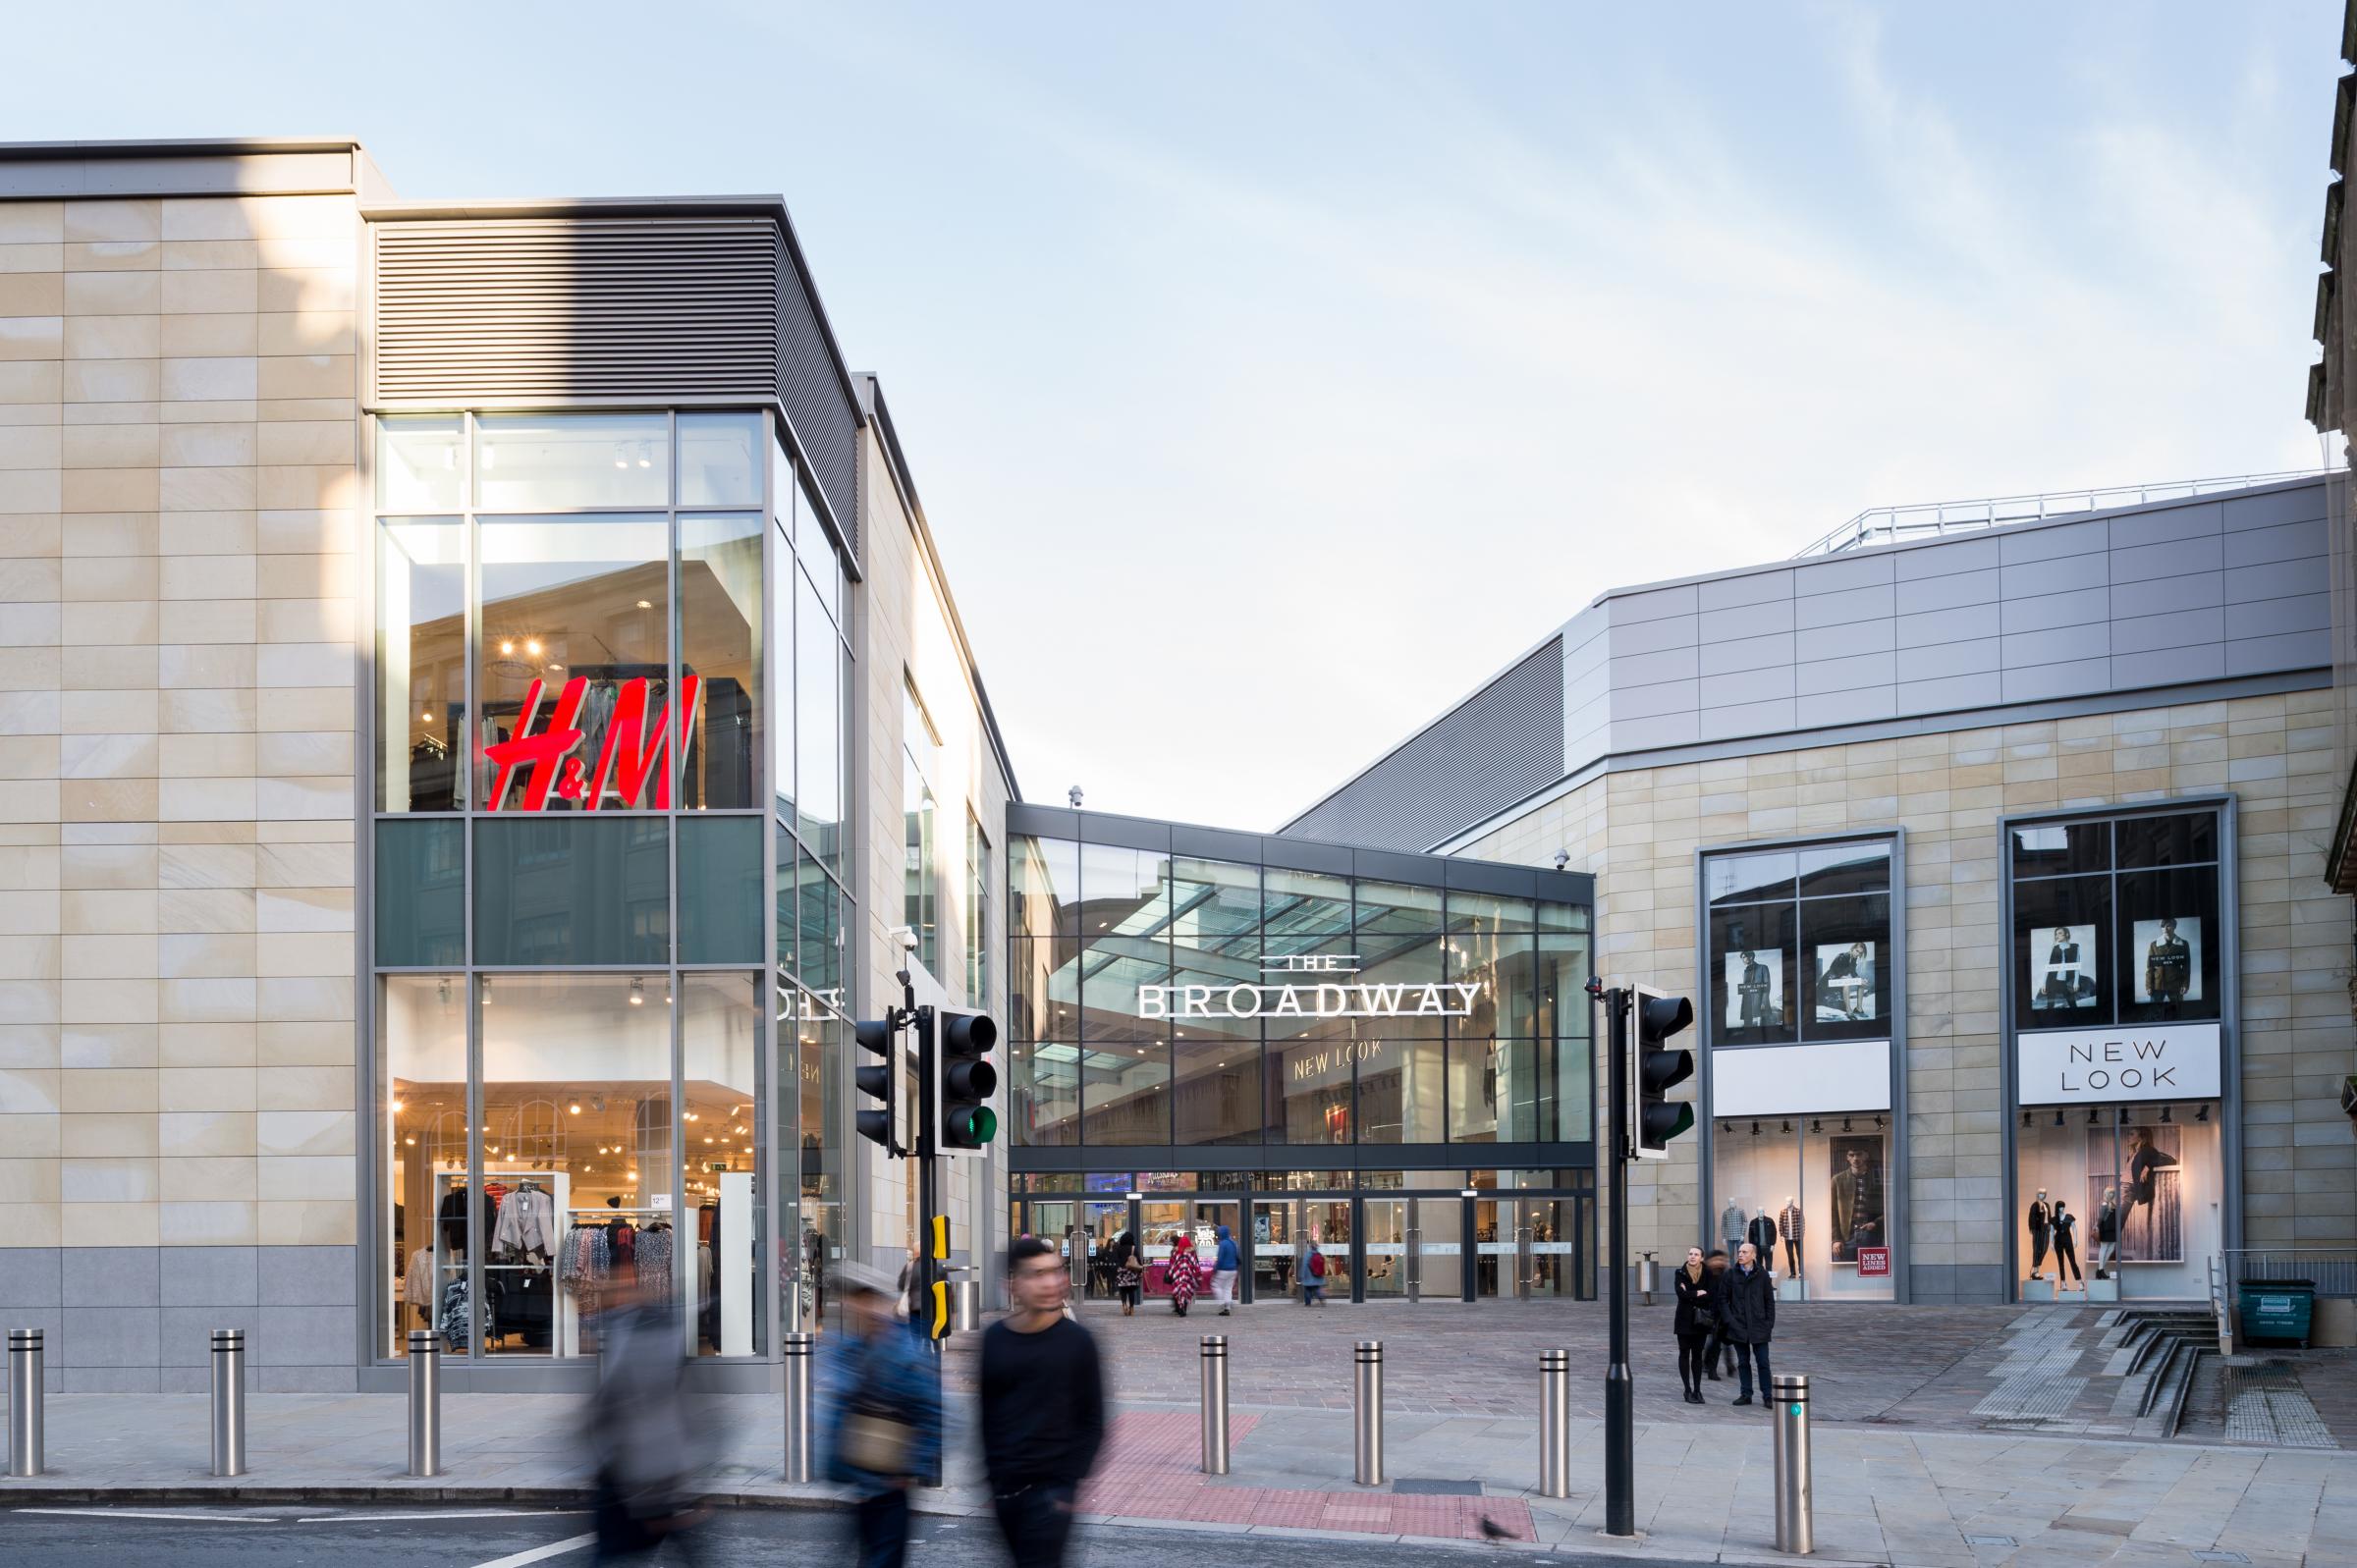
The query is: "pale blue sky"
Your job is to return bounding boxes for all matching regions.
[7,3,2343,831]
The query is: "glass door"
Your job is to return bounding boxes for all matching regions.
[1474,1195,1508,1297]
[1418,1196,1466,1301]
[1303,1200,1351,1300]
[1249,1199,1293,1303]
[1081,1201,1126,1300]
[1361,1197,1409,1298]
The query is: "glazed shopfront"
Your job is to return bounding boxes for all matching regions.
[368,409,855,1384]
[1003,807,1599,1304]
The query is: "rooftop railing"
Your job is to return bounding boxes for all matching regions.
[1793,470,2330,558]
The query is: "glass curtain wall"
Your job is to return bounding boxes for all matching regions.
[373,411,853,1361]
[1005,833,1591,1158]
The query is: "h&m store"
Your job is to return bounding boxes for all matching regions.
[0,139,2350,1395]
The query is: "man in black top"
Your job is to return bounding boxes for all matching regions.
[982,1235,1107,1567]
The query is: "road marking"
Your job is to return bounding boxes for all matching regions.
[13,1508,286,1523]
[466,1530,597,1568]
[295,1509,592,1524]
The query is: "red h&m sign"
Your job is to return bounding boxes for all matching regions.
[1855,1245,1891,1278]
[482,675,701,811]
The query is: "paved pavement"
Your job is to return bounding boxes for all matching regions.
[5,1298,2356,1563]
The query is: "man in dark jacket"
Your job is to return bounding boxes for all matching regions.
[982,1235,1107,1566]
[1723,1241,1777,1406]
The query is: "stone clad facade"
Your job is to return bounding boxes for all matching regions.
[0,180,365,1388]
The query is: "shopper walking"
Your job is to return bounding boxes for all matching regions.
[1723,1241,1777,1407]
[1672,1245,1715,1404]
[1105,1226,1142,1317]
[822,1263,941,1568]
[1300,1241,1330,1307]
[982,1236,1107,1568]
[583,1271,712,1561]
[1166,1229,1200,1317]
[1210,1223,1241,1316]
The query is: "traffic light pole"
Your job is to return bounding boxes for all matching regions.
[1601,981,1635,1539]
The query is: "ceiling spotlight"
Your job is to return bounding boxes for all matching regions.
[1874,1115,1885,1129]
[1811,1119,1822,1133]
[2161,1105,2172,1123]
[391,1099,405,1112]
[404,1136,416,1146]
[2195,1105,2209,1122]
[635,599,651,610]
[438,978,451,1004]
[630,979,644,1006]
[685,1111,697,1121]
[524,638,542,657]
[569,1103,582,1115]
[419,708,434,723]
[2021,1110,2032,1128]
[2054,1109,2065,1127]
[479,979,492,1005]
[1749,1121,1760,1136]
[1841,1116,1852,1132]
[1781,1120,1792,1135]
[500,639,515,655]
[2087,1108,2099,1125]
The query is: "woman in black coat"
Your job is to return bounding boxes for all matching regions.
[1672,1245,1714,1404]
[1104,1228,1142,1317]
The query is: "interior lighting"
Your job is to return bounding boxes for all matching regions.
[404,1136,416,1146]
[685,1111,696,1121]
[524,638,542,658]
[2196,1105,2209,1122]
[1781,1120,1792,1134]
[1810,1119,1822,1133]
[635,600,652,610]
[391,1099,405,1112]
[2054,1109,2065,1127]
[630,980,644,1006]
[500,640,515,655]
[2161,1105,2172,1123]
[2088,1108,2099,1125]
[479,980,491,1005]
[1749,1121,1760,1136]
[569,1103,582,1115]
[419,709,433,723]
[1841,1116,1852,1132]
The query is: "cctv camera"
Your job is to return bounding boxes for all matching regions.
[891,925,920,953]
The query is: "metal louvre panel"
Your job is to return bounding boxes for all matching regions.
[373,217,860,553]
[1285,638,1564,852]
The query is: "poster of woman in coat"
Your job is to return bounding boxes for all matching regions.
[1723,948,1782,1033]
[2090,1123,2182,1262]
[1813,942,1877,1023]
[2132,917,2199,1012]
[2030,925,2098,1012]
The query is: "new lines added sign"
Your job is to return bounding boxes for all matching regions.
[2014,1022,2221,1105]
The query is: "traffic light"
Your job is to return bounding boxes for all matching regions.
[1630,982,1695,1160]
[854,1014,900,1153]
[927,1007,999,1155]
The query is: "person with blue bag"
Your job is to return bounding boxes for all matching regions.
[823,1261,943,1568]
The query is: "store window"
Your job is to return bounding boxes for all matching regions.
[2009,805,2226,1301]
[965,812,990,1005]
[1702,836,1897,1303]
[681,973,763,1356]
[676,513,762,810]
[375,514,466,811]
[380,974,466,1358]
[795,568,843,877]
[904,683,940,974]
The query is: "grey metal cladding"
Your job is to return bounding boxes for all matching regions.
[2224,627,2330,675]
[1795,686,1897,727]
[1793,551,1894,595]
[1700,598,1795,641]
[1611,676,1699,720]
[1616,584,1699,623]
[370,216,860,548]
[1998,516,2109,563]
[1794,619,1895,662]
[1699,568,1791,610]
[1701,698,1795,738]
[1895,637,1999,680]
[1894,602,1999,649]
[1791,583,1894,628]
[2222,592,2330,638]
[1896,671,2001,712]
[1608,613,1698,657]
[2114,500,2220,545]
[1895,568,1999,615]
[2001,622,2109,668]
[1607,645,1699,687]
[1700,664,1796,707]
[2110,535,2222,583]
[2111,606,2224,654]
[1894,536,2001,578]
[2001,585,2109,634]
[2108,571,2222,619]
[2001,658,2110,702]
[1794,651,1896,695]
[1698,630,1794,675]
[1283,638,1563,852]
[2112,643,2224,689]
[2221,517,2327,568]
[2000,551,2107,600]
[2222,487,2325,529]
[2222,558,2319,603]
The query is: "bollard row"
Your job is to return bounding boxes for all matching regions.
[8,1327,40,1479]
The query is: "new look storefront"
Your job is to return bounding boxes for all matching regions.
[1004,806,1599,1304]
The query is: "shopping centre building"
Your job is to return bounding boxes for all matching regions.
[3,128,2355,1393]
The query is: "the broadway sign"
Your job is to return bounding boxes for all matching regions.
[1137,952,1484,1022]
[2013,1021,2222,1105]
[482,675,701,810]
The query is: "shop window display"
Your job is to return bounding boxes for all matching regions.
[1710,1115,1894,1301]
[2014,1105,2216,1299]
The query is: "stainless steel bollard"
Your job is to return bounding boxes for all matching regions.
[210,1328,247,1478]
[953,1274,982,1333]
[1200,1334,1231,1475]
[7,1327,41,1478]
[1352,1339,1384,1486]
[1771,1373,1812,1555]
[1637,1252,1660,1307]
[783,1331,816,1484]
[1539,1348,1571,1498]
[407,1329,440,1478]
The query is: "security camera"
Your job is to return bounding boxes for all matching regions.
[891,925,920,953]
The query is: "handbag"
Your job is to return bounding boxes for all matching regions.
[840,1407,916,1476]
[1692,1306,1719,1332]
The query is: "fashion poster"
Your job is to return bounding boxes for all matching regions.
[2132,918,2201,1006]
[2030,924,2098,1012]
[1827,1136,1886,1263]
[1813,941,1877,1023]
[2091,1123,2182,1263]
[1723,948,1783,1032]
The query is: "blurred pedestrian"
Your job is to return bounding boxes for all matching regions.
[1672,1245,1713,1404]
[1701,1248,1733,1380]
[1166,1228,1200,1317]
[1210,1223,1240,1316]
[1105,1226,1142,1317]
[583,1272,711,1561]
[1300,1240,1330,1307]
[983,1235,1107,1567]
[1724,1240,1777,1407]
[823,1261,942,1568]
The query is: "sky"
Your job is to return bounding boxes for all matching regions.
[6,3,2345,832]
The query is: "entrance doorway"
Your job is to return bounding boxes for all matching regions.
[1249,1200,1292,1302]
[1362,1197,1409,1298]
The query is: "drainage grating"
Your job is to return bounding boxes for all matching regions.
[2192,1553,2251,1564]
[1963,1535,2017,1547]
[1392,1479,1483,1495]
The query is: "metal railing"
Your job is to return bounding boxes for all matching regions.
[1792,470,2329,558]
[2218,1248,2357,1299]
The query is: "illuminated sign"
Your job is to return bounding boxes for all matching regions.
[1138,953,1483,1023]
[483,675,700,811]
[2014,1023,2221,1105]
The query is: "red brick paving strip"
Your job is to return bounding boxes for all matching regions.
[1077,1410,1536,1542]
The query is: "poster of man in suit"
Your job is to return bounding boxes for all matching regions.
[2030,924,2098,1012]
[1814,941,1877,1022]
[1829,1136,1885,1263]
[1723,948,1782,1032]
[2132,917,2199,1009]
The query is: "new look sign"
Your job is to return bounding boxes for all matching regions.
[1137,953,1482,1023]
[2015,1022,2221,1106]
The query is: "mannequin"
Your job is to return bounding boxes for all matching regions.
[2050,1199,2081,1287]
[2094,1187,2119,1278]
[1746,1209,1780,1278]
[2026,1189,2052,1280]
[1722,1199,1746,1254]
[1778,1195,1803,1275]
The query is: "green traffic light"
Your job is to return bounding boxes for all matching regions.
[971,1108,997,1144]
